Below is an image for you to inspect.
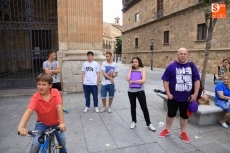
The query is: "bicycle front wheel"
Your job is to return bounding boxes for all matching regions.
[49,134,58,153]
[51,146,58,153]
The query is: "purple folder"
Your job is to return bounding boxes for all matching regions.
[129,71,142,88]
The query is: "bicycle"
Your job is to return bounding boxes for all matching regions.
[18,127,62,153]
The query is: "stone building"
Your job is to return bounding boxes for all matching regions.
[103,17,122,55]
[122,0,230,73]
[0,0,104,92]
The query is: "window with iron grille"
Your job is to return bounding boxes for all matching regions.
[107,40,109,49]
[157,0,163,19]
[197,23,207,40]
[135,13,139,22]
[103,40,106,49]
[135,38,138,47]
[164,31,169,44]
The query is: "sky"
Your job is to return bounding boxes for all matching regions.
[103,0,123,25]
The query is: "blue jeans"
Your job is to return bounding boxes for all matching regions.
[83,85,98,107]
[214,100,230,112]
[30,121,67,153]
[101,84,115,98]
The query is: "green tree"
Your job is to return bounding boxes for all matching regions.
[201,0,229,87]
[115,36,122,54]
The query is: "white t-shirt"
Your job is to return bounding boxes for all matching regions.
[82,61,100,85]
[43,60,60,83]
[101,61,118,85]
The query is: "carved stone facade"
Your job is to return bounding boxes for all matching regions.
[57,0,104,93]
[0,0,104,90]
[103,18,122,55]
[57,50,104,93]
[0,0,59,89]
[122,0,230,73]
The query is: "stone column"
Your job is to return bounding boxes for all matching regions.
[57,0,105,93]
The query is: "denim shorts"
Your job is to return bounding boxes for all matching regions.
[214,100,230,112]
[101,84,115,98]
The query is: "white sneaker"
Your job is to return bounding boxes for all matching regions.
[83,107,89,113]
[130,122,136,129]
[107,107,112,113]
[148,124,156,131]
[220,121,229,128]
[95,107,99,113]
[100,107,106,113]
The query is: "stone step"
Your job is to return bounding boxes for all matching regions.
[156,92,224,126]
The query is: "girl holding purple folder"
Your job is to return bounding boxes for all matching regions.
[126,57,156,131]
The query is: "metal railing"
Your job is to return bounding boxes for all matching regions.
[0,0,58,89]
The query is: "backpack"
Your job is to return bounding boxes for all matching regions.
[189,62,203,100]
[213,66,220,82]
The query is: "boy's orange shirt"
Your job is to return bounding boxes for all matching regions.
[28,88,62,126]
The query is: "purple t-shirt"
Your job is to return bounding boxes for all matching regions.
[161,61,200,102]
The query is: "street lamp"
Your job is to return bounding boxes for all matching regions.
[115,36,119,63]
[150,38,154,70]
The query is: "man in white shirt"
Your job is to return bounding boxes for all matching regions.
[100,51,118,113]
[82,51,100,113]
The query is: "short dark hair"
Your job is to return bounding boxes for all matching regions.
[131,56,144,68]
[106,51,112,56]
[36,73,53,85]
[47,50,56,57]
[87,51,94,56]
[222,59,229,62]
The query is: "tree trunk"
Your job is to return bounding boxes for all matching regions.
[201,19,215,88]
[200,0,228,88]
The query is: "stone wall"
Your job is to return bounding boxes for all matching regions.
[122,0,230,74]
[57,0,104,93]
[58,50,105,93]
[123,0,202,32]
[122,5,230,52]
[164,0,201,16]
[58,0,103,51]
[122,49,230,74]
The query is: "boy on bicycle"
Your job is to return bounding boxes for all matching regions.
[18,73,67,153]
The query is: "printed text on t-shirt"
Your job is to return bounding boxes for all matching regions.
[175,67,192,92]
[86,67,94,72]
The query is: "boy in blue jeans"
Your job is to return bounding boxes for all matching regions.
[82,51,100,113]
[18,73,67,153]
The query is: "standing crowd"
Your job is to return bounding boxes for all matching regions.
[17,48,230,152]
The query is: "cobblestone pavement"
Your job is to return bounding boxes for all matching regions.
[1,62,229,153]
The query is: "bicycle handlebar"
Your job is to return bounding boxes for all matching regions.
[18,127,61,137]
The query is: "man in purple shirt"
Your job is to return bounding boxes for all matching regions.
[158,47,200,143]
